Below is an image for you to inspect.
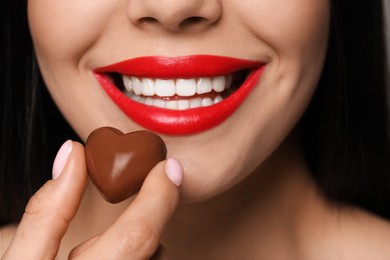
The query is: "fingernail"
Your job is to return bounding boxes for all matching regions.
[165,158,183,187]
[52,140,73,179]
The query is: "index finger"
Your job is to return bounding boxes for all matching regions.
[3,142,88,260]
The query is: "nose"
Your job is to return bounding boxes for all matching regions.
[127,0,222,32]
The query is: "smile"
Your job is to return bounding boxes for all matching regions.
[94,55,265,135]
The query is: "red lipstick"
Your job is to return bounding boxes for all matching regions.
[94,55,265,135]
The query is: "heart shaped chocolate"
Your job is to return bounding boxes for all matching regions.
[85,127,167,203]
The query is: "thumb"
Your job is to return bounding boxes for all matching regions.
[71,159,183,259]
[3,141,88,260]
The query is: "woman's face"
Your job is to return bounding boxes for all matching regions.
[28,0,329,201]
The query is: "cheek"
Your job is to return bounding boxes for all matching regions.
[28,0,116,62]
[235,0,330,59]
[235,0,330,125]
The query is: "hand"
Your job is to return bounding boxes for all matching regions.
[2,140,183,259]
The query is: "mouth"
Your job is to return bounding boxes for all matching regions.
[94,55,265,135]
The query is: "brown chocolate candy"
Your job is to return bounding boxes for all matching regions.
[85,127,167,203]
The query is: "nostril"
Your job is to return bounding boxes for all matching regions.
[137,16,207,30]
[179,16,207,28]
[139,17,159,25]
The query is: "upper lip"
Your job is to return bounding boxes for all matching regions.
[94,55,264,78]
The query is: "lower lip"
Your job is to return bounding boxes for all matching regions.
[94,67,265,135]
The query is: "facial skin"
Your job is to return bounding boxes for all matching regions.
[28,0,329,202]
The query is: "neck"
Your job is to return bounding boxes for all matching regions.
[162,135,333,259]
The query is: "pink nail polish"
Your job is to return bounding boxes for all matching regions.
[52,140,73,179]
[165,158,183,187]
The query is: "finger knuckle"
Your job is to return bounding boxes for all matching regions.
[24,192,49,216]
[119,220,159,257]
[155,188,178,210]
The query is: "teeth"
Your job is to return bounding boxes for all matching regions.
[123,74,232,98]
[142,78,155,96]
[176,79,197,96]
[212,76,225,92]
[122,74,234,110]
[178,100,190,110]
[155,79,175,97]
[123,75,133,92]
[226,74,233,89]
[145,97,153,106]
[132,77,142,95]
[190,98,202,108]
[153,99,165,108]
[129,95,224,110]
[214,95,223,104]
[166,100,178,110]
[196,78,212,94]
[202,98,214,107]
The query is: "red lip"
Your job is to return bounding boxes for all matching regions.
[94,55,265,135]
